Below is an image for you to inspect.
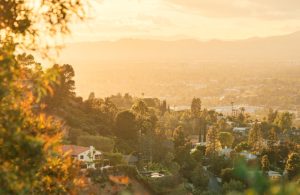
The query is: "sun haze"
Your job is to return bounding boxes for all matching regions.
[69,0,300,42]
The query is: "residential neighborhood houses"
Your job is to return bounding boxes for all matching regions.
[61,104,299,194]
[232,127,249,134]
[61,145,102,169]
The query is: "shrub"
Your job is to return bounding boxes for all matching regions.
[77,135,114,152]
[222,180,245,194]
[103,152,125,166]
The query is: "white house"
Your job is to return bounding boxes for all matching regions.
[219,146,233,158]
[268,171,282,181]
[62,145,102,169]
[239,151,257,161]
[233,127,249,135]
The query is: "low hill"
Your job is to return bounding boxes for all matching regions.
[59,31,300,65]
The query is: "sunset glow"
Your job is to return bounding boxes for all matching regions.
[69,0,300,42]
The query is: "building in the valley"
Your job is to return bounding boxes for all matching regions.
[219,146,233,158]
[289,129,300,136]
[268,171,282,181]
[61,145,102,169]
[239,151,257,161]
[233,127,249,135]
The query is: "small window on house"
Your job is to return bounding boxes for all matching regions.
[80,155,84,160]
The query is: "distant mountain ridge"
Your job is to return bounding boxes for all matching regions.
[60,31,300,64]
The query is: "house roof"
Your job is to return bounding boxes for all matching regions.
[61,145,89,155]
[233,127,248,130]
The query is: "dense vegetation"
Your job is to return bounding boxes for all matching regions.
[65,62,300,110]
[40,62,300,194]
[1,1,300,194]
[0,0,88,194]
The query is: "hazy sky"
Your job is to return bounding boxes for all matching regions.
[68,0,300,42]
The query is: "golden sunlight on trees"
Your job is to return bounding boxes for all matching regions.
[0,47,82,194]
[0,0,89,53]
[0,0,89,194]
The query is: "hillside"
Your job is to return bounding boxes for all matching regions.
[59,31,300,64]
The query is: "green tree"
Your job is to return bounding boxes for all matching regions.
[221,168,235,183]
[205,126,222,157]
[237,112,246,126]
[131,100,157,162]
[160,100,167,115]
[267,127,278,148]
[0,0,87,52]
[45,64,76,108]
[0,1,88,193]
[222,180,246,194]
[100,98,118,123]
[234,141,250,152]
[131,100,157,135]
[191,97,201,118]
[261,155,270,173]
[217,118,228,132]
[285,153,300,180]
[190,98,202,136]
[274,112,293,132]
[77,135,115,152]
[0,48,81,194]
[114,110,137,141]
[132,99,149,116]
[248,122,264,152]
[199,116,208,142]
[191,164,209,190]
[174,143,196,179]
[88,92,96,100]
[267,109,278,124]
[173,126,186,149]
[219,132,234,148]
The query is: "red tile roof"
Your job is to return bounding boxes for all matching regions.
[62,145,89,155]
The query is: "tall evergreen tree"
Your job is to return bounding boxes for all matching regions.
[268,127,278,148]
[191,97,201,118]
[267,109,278,124]
[160,100,167,115]
[173,126,186,149]
[114,110,137,141]
[285,153,300,180]
[219,132,234,148]
[191,98,202,137]
[131,100,157,163]
[205,126,221,157]
[248,122,264,152]
[274,112,293,132]
[261,155,270,173]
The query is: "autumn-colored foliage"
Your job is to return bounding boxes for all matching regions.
[0,43,84,194]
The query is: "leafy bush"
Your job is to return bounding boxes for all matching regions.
[103,152,125,165]
[77,135,114,152]
[222,180,245,194]
[147,175,180,194]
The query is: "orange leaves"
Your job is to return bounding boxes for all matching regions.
[0,47,82,194]
[109,175,130,185]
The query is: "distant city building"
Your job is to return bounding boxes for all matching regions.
[268,171,282,181]
[239,151,257,161]
[219,146,233,158]
[233,127,249,135]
